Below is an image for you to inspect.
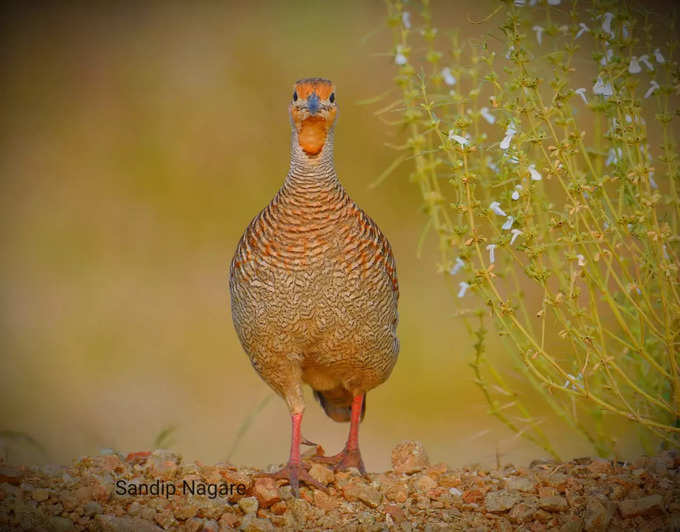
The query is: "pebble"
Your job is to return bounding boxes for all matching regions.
[618,494,664,517]
[485,489,521,512]
[252,477,281,508]
[391,440,430,474]
[584,499,611,532]
[341,479,382,508]
[238,496,259,515]
[32,488,49,502]
[308,463,334,486]
[539,495,568,512]
[504,476,535,492]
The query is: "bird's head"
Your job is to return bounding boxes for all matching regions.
[289,78,337,156]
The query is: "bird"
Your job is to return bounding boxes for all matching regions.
[229,78,399,494]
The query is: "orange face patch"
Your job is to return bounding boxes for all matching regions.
[294,78,334,100]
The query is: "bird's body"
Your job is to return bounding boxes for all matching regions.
[229,78,398,491]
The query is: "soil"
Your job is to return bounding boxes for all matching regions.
[0,440,678,531]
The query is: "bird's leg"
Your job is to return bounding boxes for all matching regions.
[313,394,366,475]
[255,412,327,496]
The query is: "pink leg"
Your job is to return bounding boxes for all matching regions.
[256,412,327,495]
[313,394,366,474]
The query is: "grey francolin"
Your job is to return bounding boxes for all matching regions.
[229,78,399,493]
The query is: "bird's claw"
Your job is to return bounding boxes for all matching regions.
[312,447,366,476]
[255,461,329,496]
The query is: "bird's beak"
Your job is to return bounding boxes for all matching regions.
[306,93,320,115]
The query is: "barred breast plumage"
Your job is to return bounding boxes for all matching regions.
[228,78,398,493]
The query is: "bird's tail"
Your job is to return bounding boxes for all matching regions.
[313,388,366,423]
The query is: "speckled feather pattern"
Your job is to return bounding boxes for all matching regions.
[229,122,399,418]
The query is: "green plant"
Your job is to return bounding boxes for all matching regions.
[383,0,679,458]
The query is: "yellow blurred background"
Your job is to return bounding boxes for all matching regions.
[0,1,648,471]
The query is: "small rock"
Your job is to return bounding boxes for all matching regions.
[252,478,280,508]
[313,490,337,511]
[0,465,23,485]
[239,496,259,515]
[173,502,198,520]
[505,476,535,492]
[391,441,430,474]
[269,501,287,515]
[509,502,536,524]
[485,489,520,513]
[383,481,408,503]
[184,517,204,532]
[308,463,334,486]
[462,488,484,504]
[219,512,240,528]
[48,516,74,532]
[147,449,180,477]
[153,509,175,529]
[384,503,406,523]
[342,479,382,508]
[586,458,611,475]
[201,518,219,532]
[584,499,611,532]
[560,518,583,532]
[84,501,103,516]
[618,494,664,518]
[32,488,49,502]
[540,495,568,512]
[533,509,552,522]
[94,514,163,532]
[240,514,274,532]
[412,474,437,492]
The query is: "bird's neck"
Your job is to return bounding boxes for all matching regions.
[283,130,340,193]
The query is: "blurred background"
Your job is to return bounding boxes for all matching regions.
[0,1,649,471]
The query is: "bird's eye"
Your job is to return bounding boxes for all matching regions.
[329,92,335,103]
[293,91,298,102]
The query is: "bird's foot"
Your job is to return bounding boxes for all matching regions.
[255,461,328,496]
[312,446,366,475]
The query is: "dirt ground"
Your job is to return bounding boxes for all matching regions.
[0,440,678,531]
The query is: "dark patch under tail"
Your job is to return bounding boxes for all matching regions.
[313,388,366,423]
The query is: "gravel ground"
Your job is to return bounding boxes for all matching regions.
[1,441,678,531]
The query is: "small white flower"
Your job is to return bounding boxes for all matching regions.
[441,67,456,86]
[649,172,658,189]
[487,159,499,173]
[564,373,584,390]
[505,45,514,60]
[402,11,411,29]
[489,201,507,216]
[639,54,654,71]
[449,487,462,497]
[395,45,407,65]
[577,254,586,267]
[644,80,660,99]
[528,164,542,181]
[449,132,469,146]
[507,155,519,164]
[625,114,632,123]
[547,0,560,4]
[593,77,613,97]
[602,12,614,38]
[605,147,622,166]
[533,25,544,46]
[480,107,495,124]
[628,56,641,74]
[510,229,523,245]
[622,23,629,39]
[513,0,525,6]
[654,48,665,64]
[511,185,522,200]
[450,257,465,275]
[486,244,497,264]
[500,123,516,150]
[663,244,669,260]
[502,216,515,230]
[575,22,589,39]
[458,281,470,298]
[574,88,588,104]
[600,48,613,66]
